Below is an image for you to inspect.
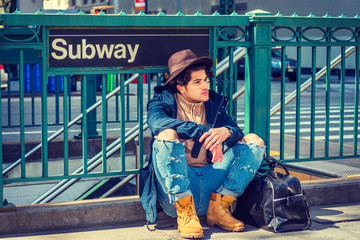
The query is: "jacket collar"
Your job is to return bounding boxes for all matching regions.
[175,93,205,114]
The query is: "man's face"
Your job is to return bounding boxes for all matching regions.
[177,69,209,103]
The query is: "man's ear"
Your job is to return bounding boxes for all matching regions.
[176,85,185,94]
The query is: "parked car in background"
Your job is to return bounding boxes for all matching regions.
[237,47,297,81]
[1,64,8,90]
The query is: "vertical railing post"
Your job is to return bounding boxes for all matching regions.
[0,80,3,207]
[41,27,49,177]
[75,74,99,139]
[82,75,88,174]
[19,49,26,178]
[244,10,274,151]
[210,27,217,91]
[101,74,107,173]
[63,76,69,176]
[87,75,99,138]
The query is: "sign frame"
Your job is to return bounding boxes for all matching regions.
[48,28,210,70]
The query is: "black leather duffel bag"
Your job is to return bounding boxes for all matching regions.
[233,156,312,233]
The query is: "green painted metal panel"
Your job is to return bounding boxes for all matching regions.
[1,11,360,205]
[0,13,250,27]
[244,18,272,147]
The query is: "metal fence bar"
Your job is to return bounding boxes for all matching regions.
[0,88,2,207]
[82,75,88,174]
[6,66,11,127]
[126,82,130,122]
[339,46,346,155]
[102,74,107,173]
[325,46,331,157]
[115,74,120,122]
[280,46,286,160]
[63,75,69,176]
[41,26,49,178]
[354,47,360,154]
[120,74,126,171]
[310,47,317,158]
[228,47,234,120]
[295,46,302,159]
[19,49,26,178]
[31,65,36,125]
[68,80,72,126]
[138,74,144,170]
[55,76,60,124]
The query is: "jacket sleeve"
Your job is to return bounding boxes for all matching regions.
[147,95,208,143]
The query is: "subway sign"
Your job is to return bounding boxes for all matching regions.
[48,28,209,68]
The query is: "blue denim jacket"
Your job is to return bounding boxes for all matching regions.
[139,86,244,223]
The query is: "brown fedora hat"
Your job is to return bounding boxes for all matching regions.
[163,49,213,86]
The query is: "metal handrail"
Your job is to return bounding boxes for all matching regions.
[32,122,148,204]
[2,74,140,176]
[270,46,356,117]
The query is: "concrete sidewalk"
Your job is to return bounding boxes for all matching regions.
[1,202,359,240]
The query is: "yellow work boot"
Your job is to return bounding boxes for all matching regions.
[206,192,244,232]
[174,195,204,239]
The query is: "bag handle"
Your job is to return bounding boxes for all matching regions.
[260,155,290,175]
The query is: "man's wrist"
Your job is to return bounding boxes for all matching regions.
[225,127,232,139]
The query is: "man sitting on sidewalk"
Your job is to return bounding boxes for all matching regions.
[140,49,265,238]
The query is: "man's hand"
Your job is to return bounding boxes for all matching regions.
[209,143,223,163]
[199,127,231,163]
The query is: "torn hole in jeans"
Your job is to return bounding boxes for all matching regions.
[166,155,185,166]
[170,174,185,180]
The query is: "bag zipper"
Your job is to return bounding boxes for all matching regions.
[273,193,305,202]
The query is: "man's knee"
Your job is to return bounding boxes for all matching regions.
[157,129,180,141]
[242,133,265,146]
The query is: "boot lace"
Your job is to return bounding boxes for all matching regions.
[221,198,233,213]
[183,204,198,222]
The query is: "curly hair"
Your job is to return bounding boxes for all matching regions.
[167,63,214,93]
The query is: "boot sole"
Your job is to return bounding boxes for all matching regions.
[179,230,204,239]
[206,219,245,232]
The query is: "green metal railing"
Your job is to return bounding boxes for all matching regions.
[1,9,360,207]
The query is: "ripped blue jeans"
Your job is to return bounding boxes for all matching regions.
[152,139,266,217]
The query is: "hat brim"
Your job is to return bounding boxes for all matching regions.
[163,56,213,86]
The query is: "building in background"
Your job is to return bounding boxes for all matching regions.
[43,0,69,10]
[1,1,358,17]
[0,0,358,69]
[0,0,43,13]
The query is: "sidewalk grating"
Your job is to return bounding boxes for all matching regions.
[287,161,360,178]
